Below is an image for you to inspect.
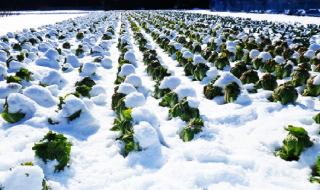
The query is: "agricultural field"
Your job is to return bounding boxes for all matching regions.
[0,10,320,190]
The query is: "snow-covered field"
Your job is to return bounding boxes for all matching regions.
[0,11,88,35]
[0,10,320,190]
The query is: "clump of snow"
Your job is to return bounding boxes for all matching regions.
[132,107,159,128]
[214,72,242,88]
[2,165,44,190]
[258,52,272,62]
[187,97,200,108]
[41,70,67,89]
[124,74,142,87]
[193,54,206,64]
[133,121,159,149]
[66,55,80,68]
[90,85,106,97]
[226,41,236,53]
[23,85,56,107]
[8,61,26,72]
[81,62,97,76]
[35,58,60,70]
[0,50,7,62]
[0,83,22,99]
[7,93,36,117]
[304,50,315,58]
[174,85,197,100]
[0,64,7,79]
[309,43,320,52]
[182,50,193,59]
[206,67,219,80]
[274,55,285,64]
[159,76,181,90]
[249,49,260,59]
[124,51,136,63]
[117,83,137,95]
[100,41,112,50]
[124,92,146,108]
[101,57,112,69]
[313,75,320,85]
[118,64,135,77]
[45,49,59,60]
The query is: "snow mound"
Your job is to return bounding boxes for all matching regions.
[7,93,36,117]
[132,107,159,128]
[124,51,136,63]
[0,83,22,99]
[214,72,242,88]
[124,92,146,108]
[187,97,200,108]
[249,49,260,59]
[81,62,97,76]
[258,52,272,62]
[35,58,60,70]
[133,121,160,149]
[274,56,285,64]
[174,85,197,100]
[41,70,67,89]
[66,55,80,68]
[90,85,106,97]
[206,67,219,80]
[313,75,320,85]
[118,83,137,95]
[23,85,56,107]
[2,165,44,190]
[124,74,142,87]
[118,64,135,77]
[45,49,59,60]
[193,54,206,64]
[159,76,181,90]
[101,57,112,69]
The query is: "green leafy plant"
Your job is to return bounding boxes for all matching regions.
[1,100,25,123]
[169,98,200,122]
[303,76,320,97]
[193,63,209,81]
[159,91,179,108]
[203,84,223,99]
[32,131,72,172]
[276,125,313,161]
[224,82,241,103]
[291,67,310,87]
[240,70,259,84]
[271,83,298,105]
[310,156,320,183]
[256,73,278,91]
[180,118,204,142]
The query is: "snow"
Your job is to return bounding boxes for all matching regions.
[118,63,136,77]
[124,92,146,108]
[249,49,260,59]
[159,76,181,90]
[23,85,56,107]
[312,75,320,85]
[80,62,97,76]
[214,72,242,88]
[274,55,285,64]
[187,97,200,108]
[66,55,80,68]
[0,12,87,35]
[7,93,36,117]
[206,67,219,80]
[101,57,113,69]
[187,10,320,25]
[124,74,142,87]
[1,165,44,190]
[193,54,206,64]
[258,51,273,62]
[124,51,136,63]
[133,121,160,149]
[41,70,67,89]
[304,50,315,58]
[118,83,137,95]
[182,50,193,59]
[174,85,197,100]
[35,58,60,70]
[0,83,22,98]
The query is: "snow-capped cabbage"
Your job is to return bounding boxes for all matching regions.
[124,92,146,108]
[174,85,196,100]
[35,58,60,70]
[81,62,97,76]
[118,64,135,77]
[258,52,272,62]
[0,83,22,98]
[7,93,36,117]
[90,85,106,97]
[8,61,26,72]
[187,97,200,108]
[45,49,59,60]
[182,50,193,59]
[249,49,260,59]
[41,70,66,88]
[133,121,159,149]
[0,50,7,62]
[66,55,80,68]
[274,56,285,64]
[124,74,142,87]
[304,50,315,58]
[214,72,242,88]
[159,76,181,90]
[23,85,56,107]
[117,83,137,95]
[101,57,112,69]
[124,51,136,63]
[132,107,159,128]
[193,54,206,64]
